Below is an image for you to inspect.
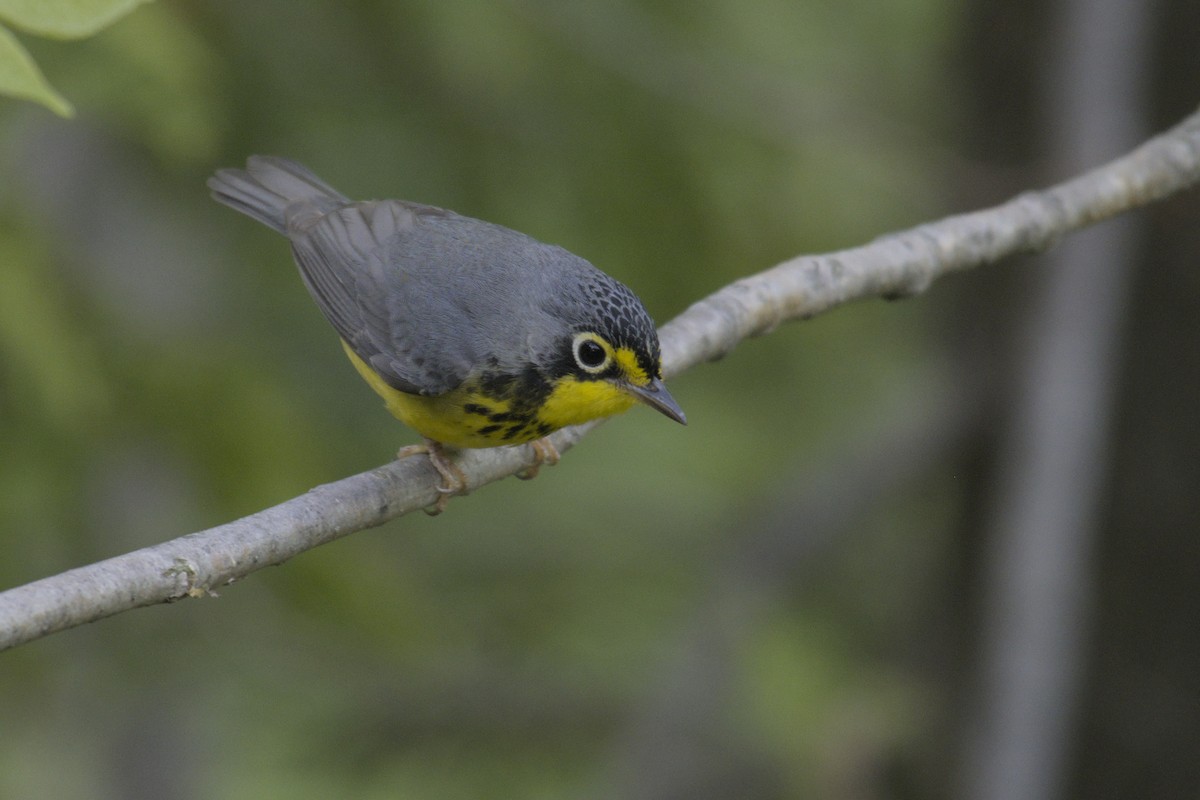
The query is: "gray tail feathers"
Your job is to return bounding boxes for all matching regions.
[207,156,349,234]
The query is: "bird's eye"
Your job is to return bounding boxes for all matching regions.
[572,333,611,373]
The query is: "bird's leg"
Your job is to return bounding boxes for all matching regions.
[397,438,468,514]
[517,436,561,481]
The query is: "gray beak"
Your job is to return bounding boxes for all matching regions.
[625,377,687,425]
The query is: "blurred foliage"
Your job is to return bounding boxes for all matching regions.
[0,0,155,115]
[0,1,967,797]
[0,23,71,116]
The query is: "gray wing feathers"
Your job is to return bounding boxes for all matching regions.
[210,156,544,397]
[287,201,459,395]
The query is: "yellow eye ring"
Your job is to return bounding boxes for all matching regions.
[572,332,613,374]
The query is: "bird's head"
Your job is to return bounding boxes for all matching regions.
[536,270,685,430]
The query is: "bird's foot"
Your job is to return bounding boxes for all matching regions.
[517,436,561,481]
[397,439,468,515]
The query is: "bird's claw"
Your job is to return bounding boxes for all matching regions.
[397,439,468,515]
[517,437,561,480]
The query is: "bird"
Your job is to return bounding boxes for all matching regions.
[208,156,685,511]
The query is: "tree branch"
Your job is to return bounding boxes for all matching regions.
[2,107,1199,653]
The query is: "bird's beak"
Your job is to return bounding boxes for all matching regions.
[625,377,687,425]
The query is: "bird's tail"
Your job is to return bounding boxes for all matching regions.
[207,156,349,234]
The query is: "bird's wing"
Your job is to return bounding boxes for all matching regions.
[288,199,475,396]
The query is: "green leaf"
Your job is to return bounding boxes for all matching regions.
[0,0,152,40]
[0,24,71,115]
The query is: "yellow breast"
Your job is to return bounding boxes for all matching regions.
[535,375,636,430]
[341,341,636,448]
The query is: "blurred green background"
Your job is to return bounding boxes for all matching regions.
[3,1,1199,798]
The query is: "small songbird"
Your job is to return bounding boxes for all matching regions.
[209,157,685,510]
